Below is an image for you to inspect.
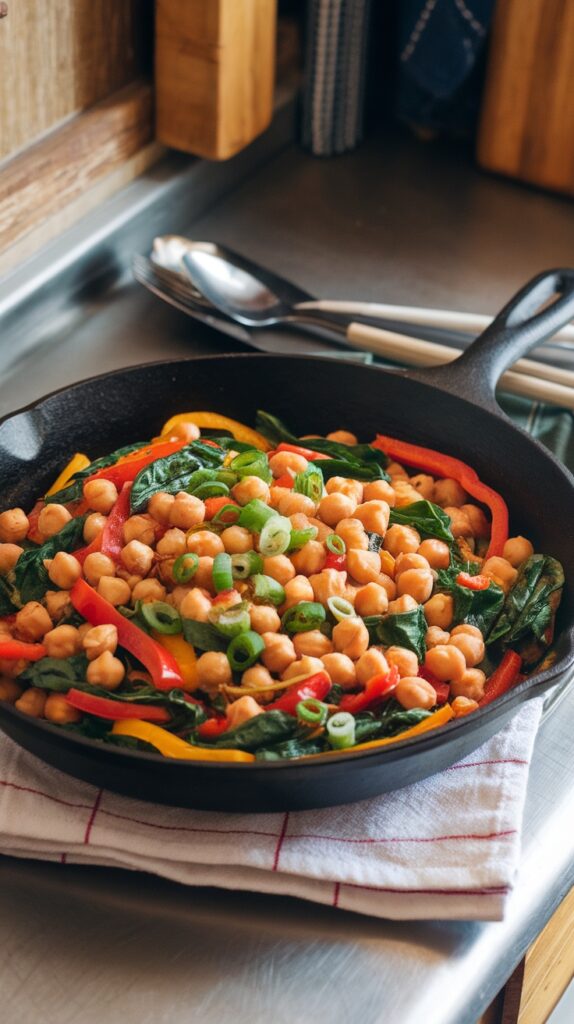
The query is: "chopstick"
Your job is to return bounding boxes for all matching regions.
[300,299,574,345]
[346,323,574,410]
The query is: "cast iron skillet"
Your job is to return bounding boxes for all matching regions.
[1,269,574,812]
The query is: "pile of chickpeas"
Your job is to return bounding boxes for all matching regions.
[0,420,536,732]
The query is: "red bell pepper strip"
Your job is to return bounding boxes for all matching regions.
[89,439,188,489]
[74,481,133,565]
[204,496,239,521]
[0,639,47,661]
[70,578,189,692]
[479,650,522,707]
[196,716,230,739]
[373,434,508,559]
[273,473,295,489]
[324,552,347,571]
[456,571,491,591]
[274,443,330,461]
[66,688,171,723]
[26,499,45,543]
[265,672,332,713]
[339,666,399,713]
[418,665,450,704]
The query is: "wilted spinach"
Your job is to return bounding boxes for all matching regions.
[256,410,390,482]
[182,618,229,652]
[195,710,298,752]
[364,607,427,661]
[45,442,145,504]
[436,567,505,636]
[3,516,88,608]
[389,500,454,544]
[488,555,564,666]
[130,441,225,512]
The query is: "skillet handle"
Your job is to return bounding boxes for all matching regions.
[410,269,574,409]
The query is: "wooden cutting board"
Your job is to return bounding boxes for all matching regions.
[477,0,574,196]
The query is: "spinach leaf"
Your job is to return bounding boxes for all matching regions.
[198,710,299,752]
[20,654,89,690]
[389,500,454,543]
[255,737,326,760]
[0,575,18,615]
[182,618,229,653]
[365,607,427,661]
[488,555,564,663]
[45,442,145,504]
[436,568,505,636]
[366,532,384,553]
[130,441,225,512]
[378,704,432,737]
[12,516,87,605]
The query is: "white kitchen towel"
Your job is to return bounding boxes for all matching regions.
[0,699,543,921]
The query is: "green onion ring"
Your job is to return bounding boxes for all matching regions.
[226,630,265,671]
[192,481,230,499]
[327,596,355,622]
[140,601,182,635]
[296,698,328,725]
[238,499,277,532]
[231,551,264,580]
[211,503,241,524]
[172,552,199,584]
[249,574,286,607]
[209,602,251,638]
[259,515,292,557]
[326,712,356,749]
[288,526,318,551]
[326,533,346,555]
[281,601,326,634]
[212,552,234,593]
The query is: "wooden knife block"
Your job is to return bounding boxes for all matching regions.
[155,0,277,160]
[477,0,574,196]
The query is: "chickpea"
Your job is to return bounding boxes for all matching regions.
[503,535,534,568]
[46,551,82,589]
[156,528,187,557]
[424,593,454,629]
[261,632,297,674]
[397,568,434,604]
[378,573,397,600]
[387,594,418,615]
[409,474,435,500]
[362,480,396,505]
[194,651,231,693]
[83,624,118,660]
[449,625,485,667]
[424,644,466,682]
[167,586,192,610]
[116,567,143,589]
[461,504,490,539]
[444,507,472,538]
[194,556,215,593]
[308,516,334,543]
[123,514,156,546]
[186,530,225,558]
[226,695,263,729]
[269,451,308,478]
[241,664,275,692]
[290,512,312,531]
[282,656,326,681]
[0,657,26,678]
[308,568,347,606]
[318,493,356,527]
[44,692,82,724]
[293,630,333,658]
[83,479,118,514]
[290,540,326,577]
[147,492,175,525]
[425,625,451,648]
[450,668,486,702]
[119,541,153,577]
[37,504,72,539]
[396,677,437,710]
[269,486,289,509]
[335,518,368,551]
[0,508,29,543]
[215,526,248,556]
[45,590,72,623]
[482,556,518,591]
[83,512,107,543]
[393,480,423,507]
[354,500,390,535]
[43,624,82,659]
[232,476,270,506]
[15,601,52,641]
[417,538,450,570]
[98,576,131,606]
[395,553,431,576]
[326,429,358,445]
[354,582,389,617]
[131,579,166,604]
[278,492,317,518]
[86,650,125,691]
[169,493,206,530]
[83,552,116,586]
[262,554,296,586]
[355,647,389,686]
[249,603,281,634]
[332,616,369,660]
[282,574,315,609]
[168,420,201,442]
[180,587,212,622]
[383,524,421,557]
[15,687,47,717]
[321,652,356,688]
[433,478,468,508]
[385,646,419,678]
[346,548,382,584]
[387,461,408,480]
[0,543,23,573]
[325,477,364,504]
[0,678,23,703]
[451,696,479,717]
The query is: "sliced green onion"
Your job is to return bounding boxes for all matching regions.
[259,515,292,557]
[172,552,199,584]
[238,499,276,532]
[231,551,264,580]
[249,574,286,607]
[296,698,328,725]
[186,468,217,493]
[139,601,182,635]
[327,596,355,622]
[326,712,356,749]
[211,503,241,524]
[216,469,238,488]
[326,533,346,555]
[293,465,324,503]
[281,601,326,633]
[209,601,251,638]
[226,630,265,671]
[193,481,230,499]
[288,526,318,551]
[212,552,233,593]
[230,450,272,484]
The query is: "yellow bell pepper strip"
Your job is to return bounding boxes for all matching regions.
[45,452,90,497]
[325,704,455,756]
[111,719,255,762]
[151,631,199,691]
[159,412,271,451]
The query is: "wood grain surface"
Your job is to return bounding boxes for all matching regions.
[156,0,277,159]
[477,0,574,195]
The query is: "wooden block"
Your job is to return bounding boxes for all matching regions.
[155,0,277,160]
[477,0,574,195]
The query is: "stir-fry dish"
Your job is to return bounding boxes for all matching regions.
[0,411,565,763]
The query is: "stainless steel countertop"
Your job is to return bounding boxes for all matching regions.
[1,117,574,1024]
